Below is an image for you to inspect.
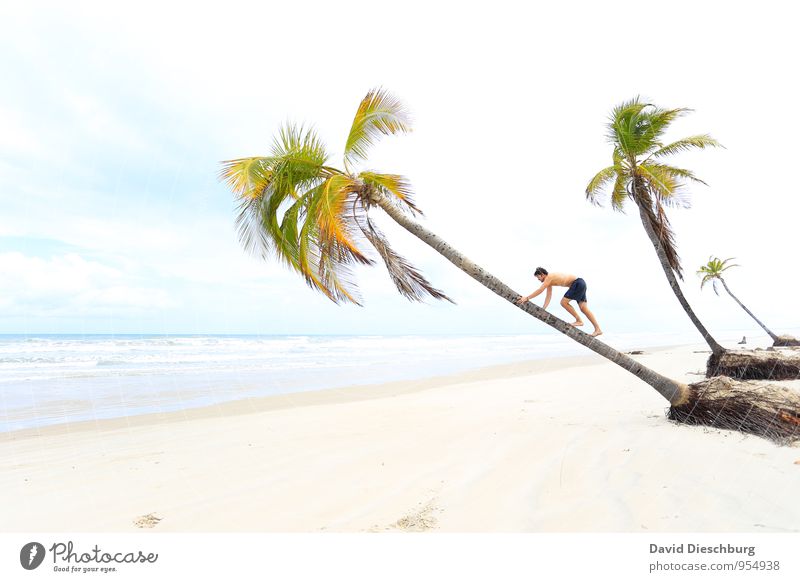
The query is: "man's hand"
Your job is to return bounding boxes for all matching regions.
[516,295,529,305]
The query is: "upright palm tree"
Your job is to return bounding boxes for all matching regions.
[221,89,798,442]
[585,98,725,355]
[699,257,799,347]
[585,100,800,379]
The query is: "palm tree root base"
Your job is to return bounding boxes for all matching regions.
[774,335,800,348]
[706,349,800,380]
[668,377,800,444]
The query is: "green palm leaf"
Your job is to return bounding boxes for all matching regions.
[650,135,722,159]
[639,163,687,208]
[219,157,274,200]
[610,172,628,211]
[607,97,648,154]
[637,107,691,150]
[585,165,619,206]
[344,88,411,172]
[269,124,331,198]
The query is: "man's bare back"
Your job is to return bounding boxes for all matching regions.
[542,273,577,288]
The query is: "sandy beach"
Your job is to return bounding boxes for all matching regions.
[2,343,799,533]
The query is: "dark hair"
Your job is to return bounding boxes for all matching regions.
[534,267,548,277]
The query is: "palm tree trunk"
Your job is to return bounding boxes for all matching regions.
[719,278,779,342]
[371,191,690,406]
[633,200,726,356]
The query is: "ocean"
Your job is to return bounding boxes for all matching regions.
[0,330,770,432]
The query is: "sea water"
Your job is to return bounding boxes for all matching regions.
[0,330,772,432]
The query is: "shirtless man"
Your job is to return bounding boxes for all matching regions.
[516,267,603,337]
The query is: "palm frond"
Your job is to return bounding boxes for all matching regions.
[607,96,648,153]
[344,88,411,171]
[638,107,691,148]
[360,171,421,215]
[649,135,722,159]
[296,201,337,302]
[650,163,708,186]
[219,157,274,200]
[698,256,739,294]
[317,249,364,306]
[276,196,306,269]
[639,163,690,209]
[698,267,721,295]
[314,175,372,265]
[585,165,618,206]
[608,98,694,159]
[271,123,329,163]
[269,124,331,198]
[610,172,629,212]
[356,213,452,303]
[234,196,274,259]
[225,154,295,263]
[721,258,739,272]
[280,177,376,305]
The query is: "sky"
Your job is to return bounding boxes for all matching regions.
[1,0,798,337]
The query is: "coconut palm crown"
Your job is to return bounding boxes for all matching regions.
[698,256,739,295]
[585,97,721,279]
[586,97,726,356]
[219,88,450,306]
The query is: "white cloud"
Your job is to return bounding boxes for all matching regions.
[0,252,176,316]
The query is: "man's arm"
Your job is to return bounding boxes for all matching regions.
[542,286,552,309]
[516,280,549,304]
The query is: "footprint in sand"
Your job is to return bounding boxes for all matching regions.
[134,513,162,528]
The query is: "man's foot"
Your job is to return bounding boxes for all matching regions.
[571,320,584,327]
[591,329,603,337]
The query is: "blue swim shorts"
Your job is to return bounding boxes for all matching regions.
[564,278,587,303]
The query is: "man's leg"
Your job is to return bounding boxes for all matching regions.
[579,301,603,337]
[560,297,583,326]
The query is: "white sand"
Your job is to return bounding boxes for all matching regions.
[1,344,799,533]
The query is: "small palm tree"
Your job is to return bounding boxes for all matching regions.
[586,98,725,355]
[699,257,799,347]
[221,89,799,442]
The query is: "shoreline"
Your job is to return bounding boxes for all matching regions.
[3,342,799,533]
[1,349,611,441]
[1,343,695,442]
[2,330,775,436]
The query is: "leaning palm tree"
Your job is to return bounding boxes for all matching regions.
[699,257,800,347]
[221,88,799,442]
[585,98,800,379]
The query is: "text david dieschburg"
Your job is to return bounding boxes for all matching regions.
[650,543,755,557]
